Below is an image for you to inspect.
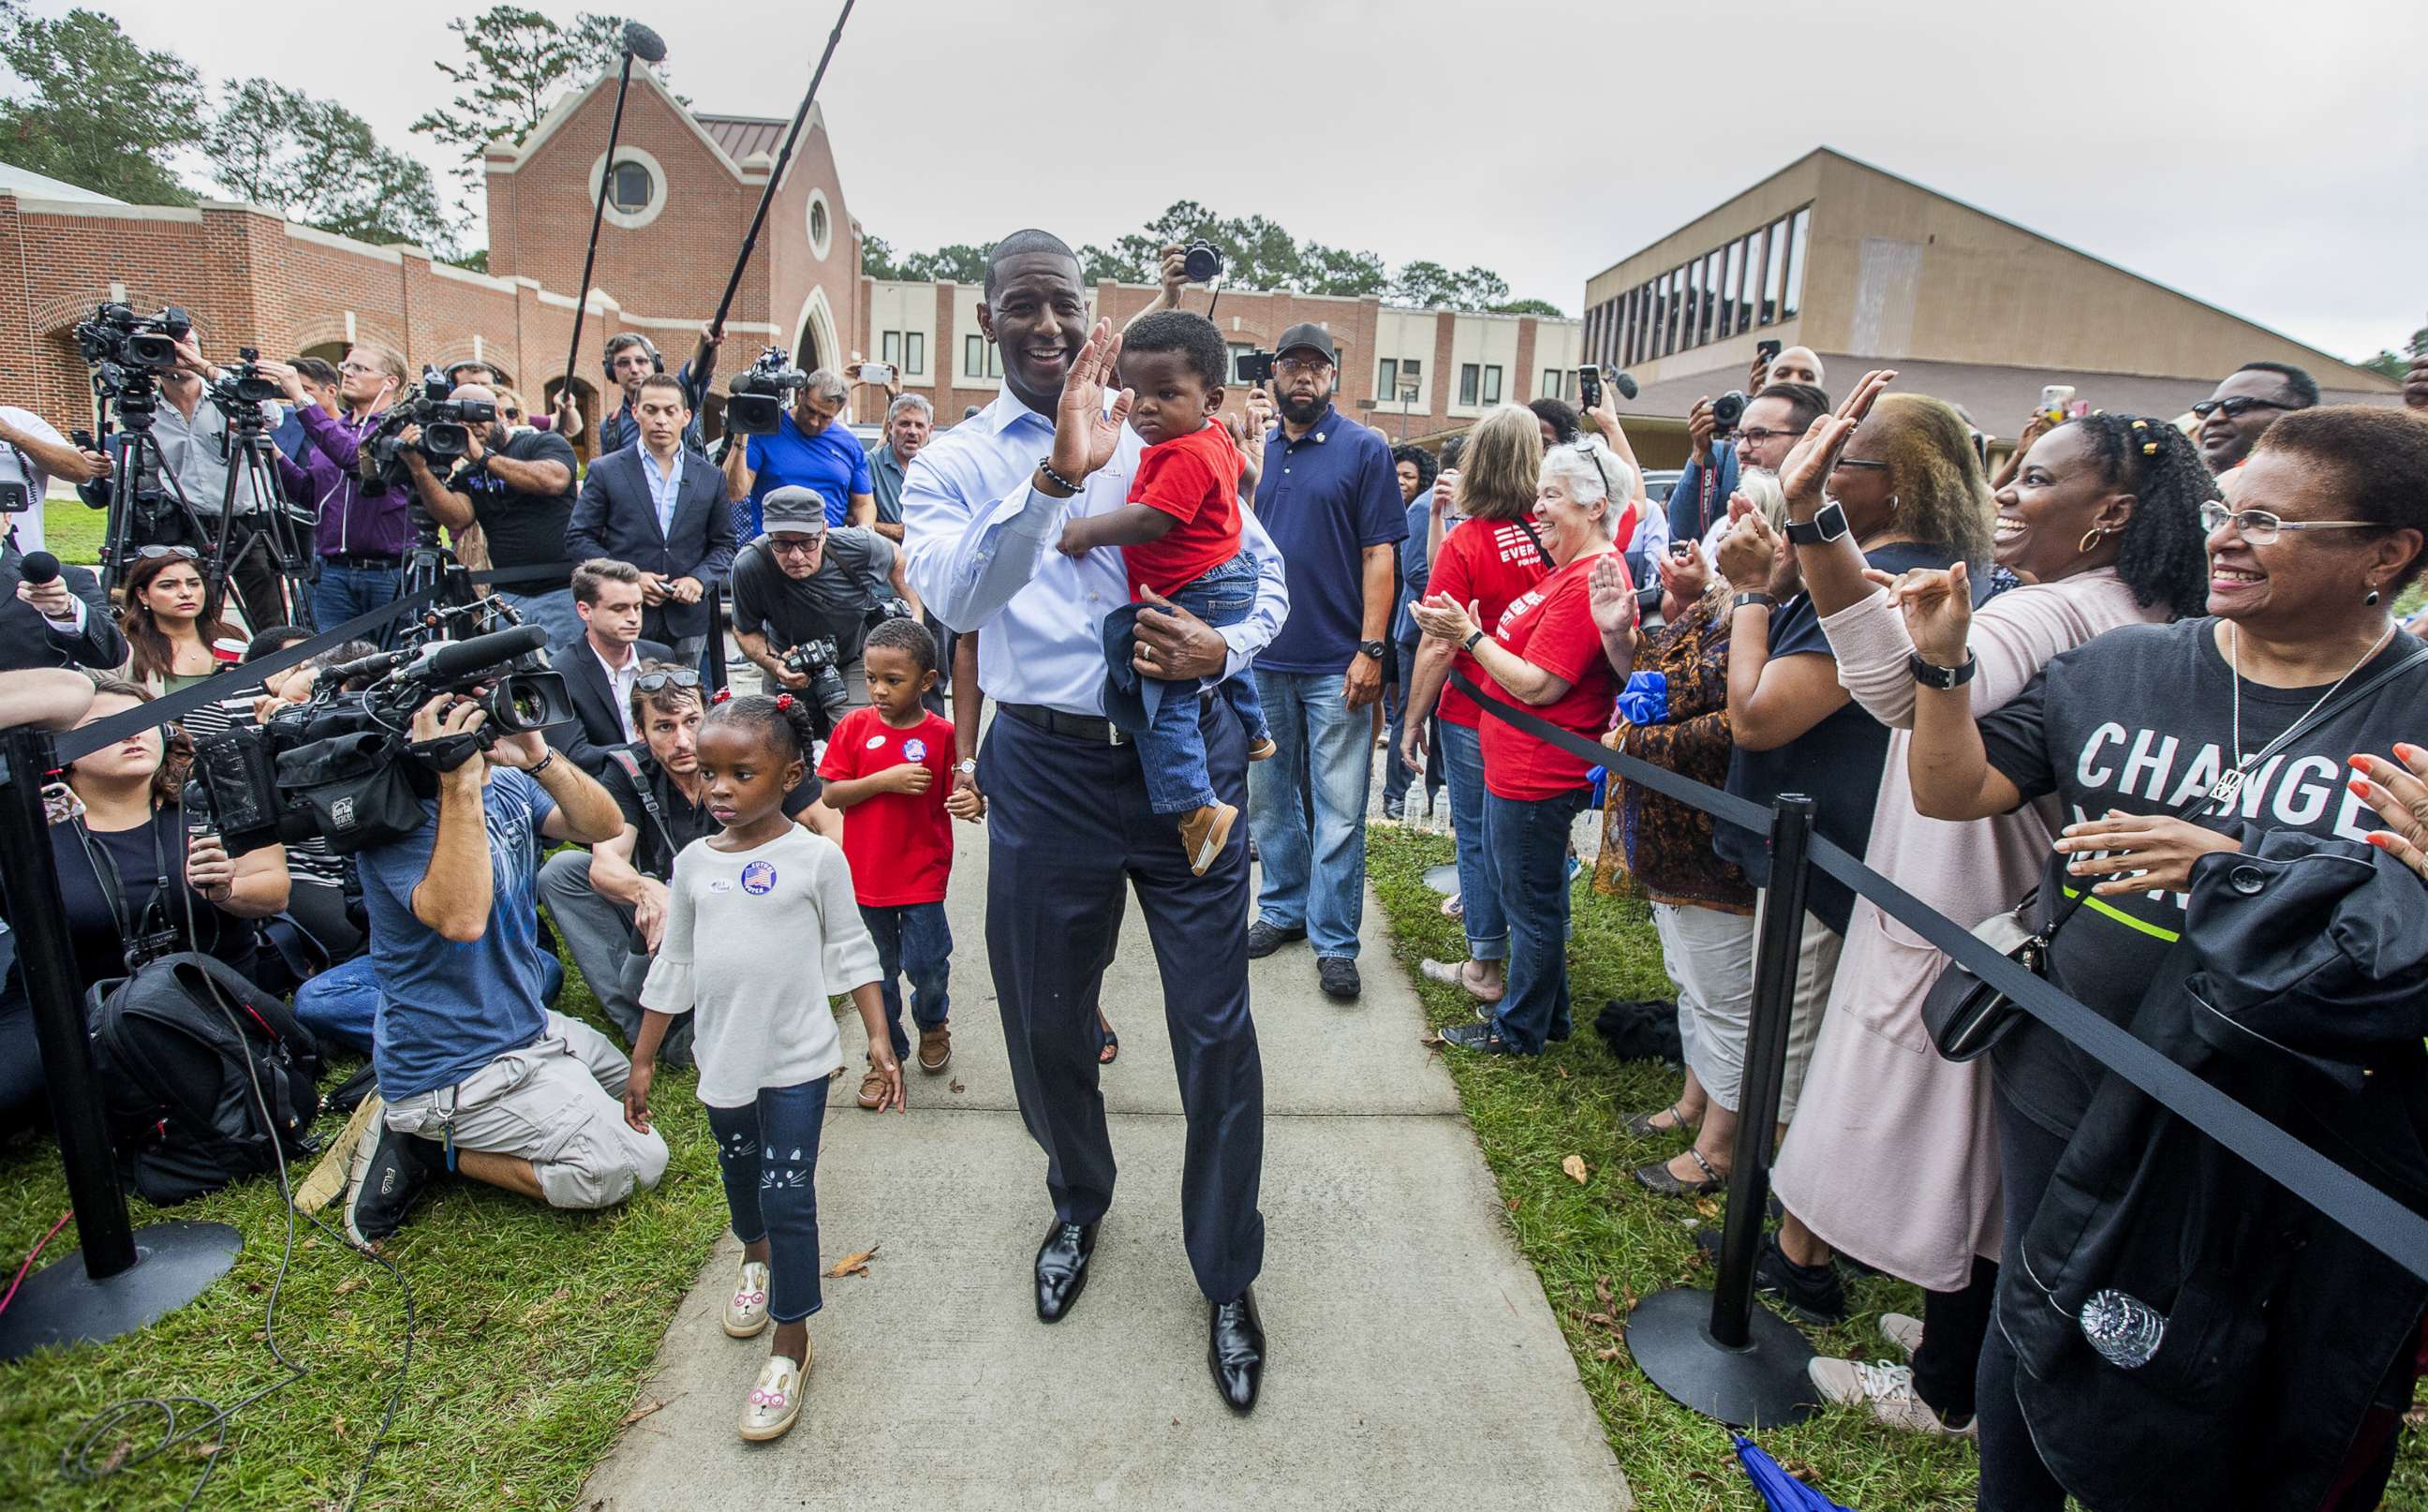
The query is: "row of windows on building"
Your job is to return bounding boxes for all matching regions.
[1584,204,1811,371]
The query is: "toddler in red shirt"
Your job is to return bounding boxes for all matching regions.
[814,617,959,1104]
[1056,310,1270,875]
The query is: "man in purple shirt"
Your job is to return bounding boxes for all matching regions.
[268,348,412,631]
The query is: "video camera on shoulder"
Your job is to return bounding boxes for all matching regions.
[725,346,809,437]
[190,608,572,859]
[359,368,497,492]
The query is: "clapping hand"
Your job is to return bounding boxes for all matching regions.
[2350,744,2428,881]
[1884,562,1974,667]
[1411,590,1480,645]
[1048,319,1132,485]
[1715,509,1780,593]
[1656,541,1711,606]
[1588,554,1638,638]
[1778,368,1896,521]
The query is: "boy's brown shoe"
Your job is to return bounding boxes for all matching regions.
[1178,802,1237,876]
[918,1024,953,1075]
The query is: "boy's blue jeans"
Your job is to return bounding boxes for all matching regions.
[860,900,952,1060]
[705,1076,831,1323]
[1135,554,1266,816]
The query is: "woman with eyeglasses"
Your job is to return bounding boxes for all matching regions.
[118,546,244,695]
[1768,404,2211,1438]
[1411,435,1639,1057]
[1899,406,2428,1510]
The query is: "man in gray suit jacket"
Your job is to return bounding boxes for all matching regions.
[565,374,735,663]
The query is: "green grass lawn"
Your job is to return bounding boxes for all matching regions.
[40,497,107,569]
[1366,823,2426,1512]
[0,971,733,1511]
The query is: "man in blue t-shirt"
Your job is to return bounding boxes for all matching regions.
[335,693,666,1246]
[1240,323,1408,1003]
[719,368,876,538]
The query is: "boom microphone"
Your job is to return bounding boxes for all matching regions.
[1612,371,1639,402]
[411,624,552,682]
[622,22,667,64]
[19,551,60,586]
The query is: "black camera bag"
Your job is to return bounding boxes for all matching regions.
[86,953,323,1205]
[276,731,426,854]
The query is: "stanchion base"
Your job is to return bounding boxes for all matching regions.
[1624,1284,1819,1428]
[0,1221,242,1362]
[1422,862,1459,896]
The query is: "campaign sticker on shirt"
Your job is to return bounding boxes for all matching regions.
[707,879,734,893]
[903,738,928,763]
[865,734,886,749]
[740,860,777,895]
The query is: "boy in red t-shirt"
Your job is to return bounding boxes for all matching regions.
[1055,310,1270,875]
[814,617,959,1105]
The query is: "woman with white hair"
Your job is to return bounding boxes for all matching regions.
[1413,437,1640,1056]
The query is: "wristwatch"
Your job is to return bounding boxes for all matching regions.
[1909,651,1977,689]
[1732,591,1777,612]
[1784,500,1850,546]
[1357,639,1387,661]
[955,759,978,776]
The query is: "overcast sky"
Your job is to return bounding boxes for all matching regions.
[50,0,2428,365]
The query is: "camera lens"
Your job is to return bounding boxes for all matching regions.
[1183,242,1223,283]
[423,422,468,456]
[1710,391,1748,432]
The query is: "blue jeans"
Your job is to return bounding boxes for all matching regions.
[1483,786,1589,1054]
[1383,640,1415,808]
[1247,666,1371,959]
[1435,719,1506,962]
[1133,556,1266,816]
[311,560,402,639]
[296,951,566,1058]
[860,900,952,1060]
[704,1077,831,1324]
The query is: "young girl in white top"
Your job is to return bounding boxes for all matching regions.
[623,690,901,1443]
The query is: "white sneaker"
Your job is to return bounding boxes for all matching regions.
[1879,1311,1925,1360]
[1807,1357,1976,1438]
[723,1260,771,1338]
[739,1351,807,1442]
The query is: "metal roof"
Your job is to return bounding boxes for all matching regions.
[695,115,789,164]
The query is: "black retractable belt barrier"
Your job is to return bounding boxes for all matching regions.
[1444,669,2428,1425]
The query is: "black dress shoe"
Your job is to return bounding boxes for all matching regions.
[1207,1287,1266,1412]
[1034,1220,1098,1323]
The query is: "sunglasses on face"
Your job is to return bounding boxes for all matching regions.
[634,669,702,693]
[2197,500,2381,546]
[768,536,826,556]
[1830,457,1890,473]
[2191,396,2297,422]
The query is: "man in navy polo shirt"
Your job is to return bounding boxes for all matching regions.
[1243,323,1406,1002]
[720,367,876,539]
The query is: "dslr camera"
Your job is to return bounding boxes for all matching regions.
[726,346,809,437]
[780,636,851,737]
[359,368,497,492]
[1183,240,1224,284]
[74,302,191,375]
[1709,390,1750,436]
[190,614,573,858]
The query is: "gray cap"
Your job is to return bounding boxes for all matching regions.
[761,485,831,535]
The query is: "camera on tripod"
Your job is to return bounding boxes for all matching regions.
[359,368,497,492]
[190,616,574,858]
[74,302,191,374]
[725,346,809,437]
[207,347,284,409]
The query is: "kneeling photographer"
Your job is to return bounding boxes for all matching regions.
[394,381,582,649]
[732,485,910,717]
[537,663,835,1067]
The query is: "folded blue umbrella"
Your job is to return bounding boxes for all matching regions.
[1733,1435,1859,1512]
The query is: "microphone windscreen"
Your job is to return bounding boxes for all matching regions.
[19,551,60,585]
[1613,372,1639,402]
[623,22,668,63]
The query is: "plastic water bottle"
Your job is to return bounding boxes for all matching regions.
[2079,1289,2166,1369]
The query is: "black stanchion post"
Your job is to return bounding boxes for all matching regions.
[0,725,240,1362]
[705,587,730,696]
[1624,793,1819,1428]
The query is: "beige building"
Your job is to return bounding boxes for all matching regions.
[1579,148,2399,467]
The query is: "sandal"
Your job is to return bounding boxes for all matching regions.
[1625,1102,1697,1139]
[1631,1147,1725,1198]
[1420,958,1505,1003]
[1439,893,1464,918]
[1098,1027,1120,1065]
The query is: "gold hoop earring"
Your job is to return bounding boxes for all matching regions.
[2079,526,2106,554]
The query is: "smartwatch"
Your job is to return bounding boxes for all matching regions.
[1462,629,1487,652]
[1784,500,1850,546]
[1909,652,1977,689]
[1357,639,1387,661]
[1732,591,1777,612]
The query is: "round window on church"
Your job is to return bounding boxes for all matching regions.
[806,189,833,259]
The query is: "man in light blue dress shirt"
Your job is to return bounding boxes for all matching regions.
[903,230,1285,1415]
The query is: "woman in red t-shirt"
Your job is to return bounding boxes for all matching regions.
[1398,407,1548,1005]
[1411,437,1640,1056]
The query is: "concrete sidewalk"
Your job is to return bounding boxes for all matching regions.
[580,816,1633,1511]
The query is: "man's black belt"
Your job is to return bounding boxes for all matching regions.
[1000,702,1133,747]
[324,552,400,570]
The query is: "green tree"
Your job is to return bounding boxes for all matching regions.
[898,244,989,283]
[0,7,203,204]
[409,7,661,201]
[1489,298,1568,318]
[861,232,904,279]
[1299,243,1389,298]
[207,78,453,254]
[2361,327,2425,379]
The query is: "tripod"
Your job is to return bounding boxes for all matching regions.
[200,404,318,632]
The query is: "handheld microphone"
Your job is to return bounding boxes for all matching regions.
[622,22,668,63]
[410,624,552,682]
[19,551,60,586]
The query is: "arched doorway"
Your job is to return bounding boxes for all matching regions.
[792,287,840,378]
[544,376,602,464]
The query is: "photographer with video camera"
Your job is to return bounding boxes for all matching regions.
[125,330,294,632]
[331,673,663,1245]
[395,380,583,649]
[721,364,876,538]
[567,375,734,667]
[731,486,909,713]
[266,344,410,630]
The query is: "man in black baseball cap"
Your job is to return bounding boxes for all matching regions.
[1240,319,1406,1003]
